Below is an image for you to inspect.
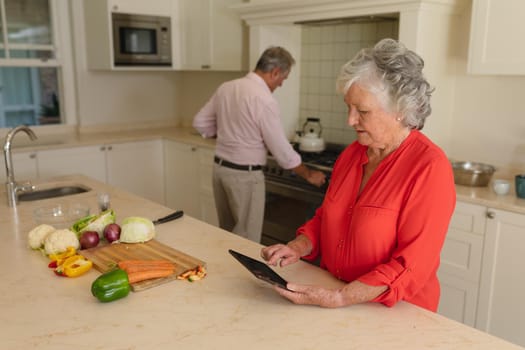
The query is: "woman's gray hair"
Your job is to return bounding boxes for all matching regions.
[336,38,434,130]
[255,46,296,74]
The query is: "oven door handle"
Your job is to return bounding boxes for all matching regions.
[265,179,325,204]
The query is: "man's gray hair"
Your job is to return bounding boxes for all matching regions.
[255,46,296,74]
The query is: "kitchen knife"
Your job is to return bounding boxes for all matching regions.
[153,210,184,225]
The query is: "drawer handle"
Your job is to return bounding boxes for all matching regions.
[486,211,496,219]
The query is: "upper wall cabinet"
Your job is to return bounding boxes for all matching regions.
[178,0,248,71]
[82,0,247,71]
[468,0,525,75]
[83,0,177,70]
[107,0,172,16]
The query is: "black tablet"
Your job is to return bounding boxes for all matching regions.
[228,249,291,291]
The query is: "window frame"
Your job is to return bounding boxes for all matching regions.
[0,0,77,133]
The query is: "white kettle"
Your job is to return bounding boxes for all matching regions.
[299,117,325,153]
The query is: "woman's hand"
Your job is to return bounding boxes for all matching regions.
[261,235,313,267]
[261,244,301,267]
[274,283,345,308]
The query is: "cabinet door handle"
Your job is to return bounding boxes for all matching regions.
[100,146,106,151]
[29,153,36,159]
[191,147,197,152]
[486,210,496,219]
[201,65,211,69]
[108,146,113,151]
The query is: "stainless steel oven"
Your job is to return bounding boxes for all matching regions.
[260,144,344,246]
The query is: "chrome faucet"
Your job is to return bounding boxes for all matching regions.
[3,125,37,206]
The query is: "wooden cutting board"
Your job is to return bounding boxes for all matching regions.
[79,239,206,292]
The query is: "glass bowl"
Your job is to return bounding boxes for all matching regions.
[33,203,91,229]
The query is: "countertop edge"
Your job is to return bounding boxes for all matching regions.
[6,126,525,215]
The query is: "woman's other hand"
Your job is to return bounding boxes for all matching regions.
[274,281,388,308]
[274,283,345,308]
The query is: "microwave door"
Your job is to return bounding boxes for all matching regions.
[113,22,159,64]
[121,26,158,55]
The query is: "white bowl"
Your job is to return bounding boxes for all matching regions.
[492,179,510,195]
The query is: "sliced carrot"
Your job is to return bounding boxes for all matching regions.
[127,269,175,284]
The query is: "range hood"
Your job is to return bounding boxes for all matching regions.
[231,0,462,26]
[295,14,399,26]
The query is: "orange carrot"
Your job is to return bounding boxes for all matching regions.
[118,260,175,270]
[127,269,175,284]
[123,265,175,274]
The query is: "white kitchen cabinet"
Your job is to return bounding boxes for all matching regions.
[468,0,525,75]
[0,151,38,183]
[106,140,165,204]
[178,0,248,71]
[438,201,486,327]
[37,145,107,183]
[198,147,218,226]
[107,0,172,16]
[35,140,164,204]
[164,140,218,225]
[476,208,525,347]
[439,201,525,346]
[164,140,200,218]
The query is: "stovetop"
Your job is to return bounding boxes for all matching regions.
[264,143,346,192]
[300,148,342,170]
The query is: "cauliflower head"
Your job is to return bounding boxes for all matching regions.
[44,229,80,255]
[28,224,56,250]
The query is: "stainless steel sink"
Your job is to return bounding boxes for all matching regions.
[18,185,91,202]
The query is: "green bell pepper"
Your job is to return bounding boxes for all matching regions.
[91,269,131,302]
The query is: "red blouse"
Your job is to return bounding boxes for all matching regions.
[297,130,456,311]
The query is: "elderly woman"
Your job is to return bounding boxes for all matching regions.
[261,38,456,312]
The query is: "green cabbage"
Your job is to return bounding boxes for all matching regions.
[119,217,155,243]
[71,209,116,238]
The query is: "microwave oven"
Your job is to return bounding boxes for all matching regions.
[112,13,172,66]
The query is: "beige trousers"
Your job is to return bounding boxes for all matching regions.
[212,163,265,243]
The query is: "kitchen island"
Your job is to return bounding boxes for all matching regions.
[1,175,523,350]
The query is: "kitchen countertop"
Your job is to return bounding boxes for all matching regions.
[8,125,525,215]
[0,174,523,350]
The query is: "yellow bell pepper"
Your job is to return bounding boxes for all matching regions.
[48,246,77,267]
[56,254,93,277]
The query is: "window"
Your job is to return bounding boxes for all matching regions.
[0,0,72,129]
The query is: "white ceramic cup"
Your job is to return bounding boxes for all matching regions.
[492,179,510,195]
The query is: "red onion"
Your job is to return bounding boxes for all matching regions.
[103,223,121,243]
[80,231,100,249]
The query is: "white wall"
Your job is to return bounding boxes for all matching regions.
[450,75,525,173]
[178,71,246,126]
